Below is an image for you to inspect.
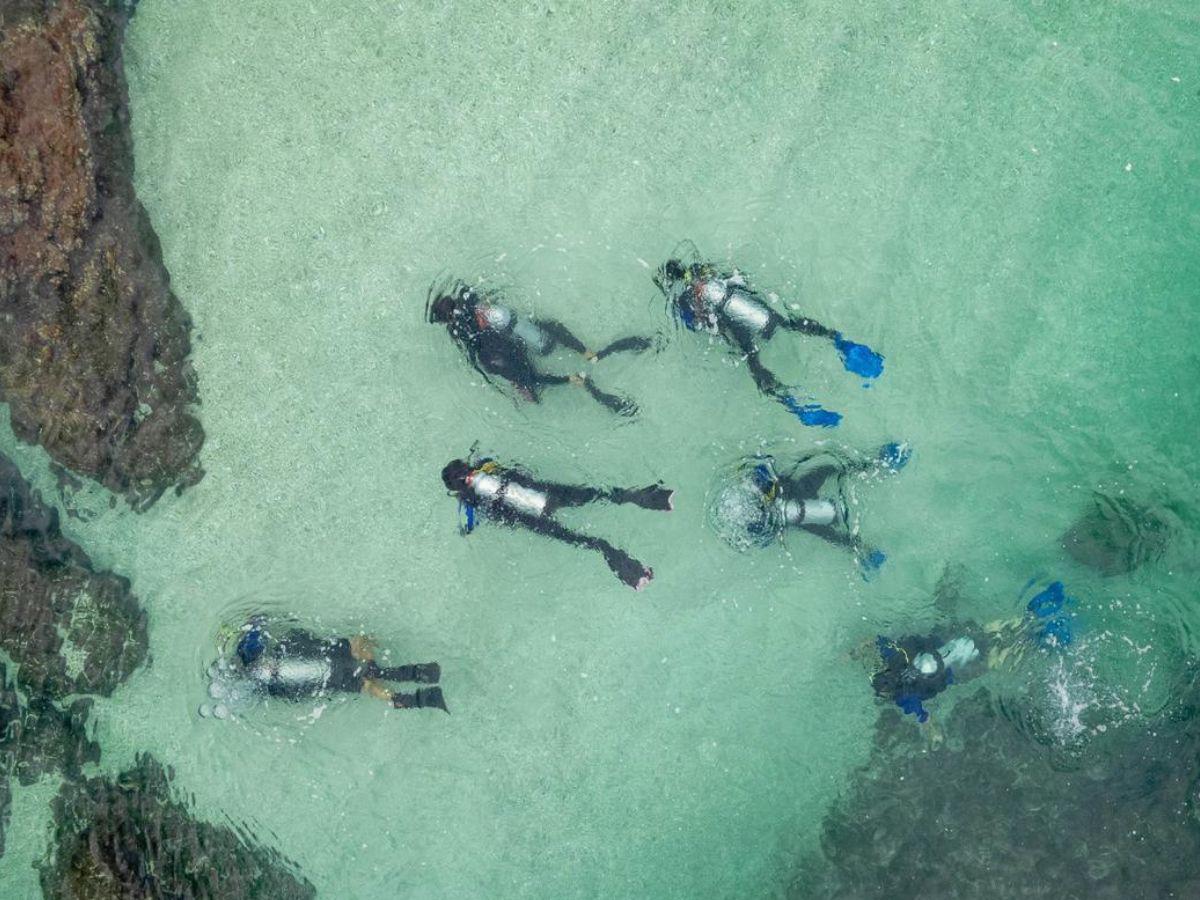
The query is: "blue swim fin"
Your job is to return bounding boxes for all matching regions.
[1027,581,1065,618]
[877,442,911,472]
[859,549,887,580]
[781,395,842,427]
[834,332,884,379]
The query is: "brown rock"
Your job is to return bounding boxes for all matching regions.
[0,0,203,511]
[0,449,147,700]
[41,754,317,900]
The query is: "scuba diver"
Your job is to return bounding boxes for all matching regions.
[428,280,652,415]
[441,455,672,590]
[871,581,1078,723]
[872,629,987,723]
[653,248,884,427]
[708,442,910,576]
[206,618,447,714]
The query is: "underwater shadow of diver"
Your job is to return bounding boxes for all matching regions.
[792,672,1200,899]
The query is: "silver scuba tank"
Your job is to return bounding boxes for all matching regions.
[722,289,772,335]
[470,471,549,518]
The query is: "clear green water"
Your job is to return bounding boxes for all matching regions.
[3,1,1199,897]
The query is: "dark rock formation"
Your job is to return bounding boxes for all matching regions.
[40,754,317,900]
[1061,492,1171,576]
[0,0,203,511]
[1,662,100,857]
[796,677,1200,899]
[1,450,147,700]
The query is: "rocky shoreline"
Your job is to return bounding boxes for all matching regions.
[0,0,203,511]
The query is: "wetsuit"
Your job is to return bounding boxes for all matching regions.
[744,453,875,554]
[872,631,985,722]
[243,632,366,699]
[236,627,443,709]
[448,458,664,590]
[668,263,836,397]
[435,284,646,412]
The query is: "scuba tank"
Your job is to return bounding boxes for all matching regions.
[689,269,771,336]
[475,303,552,353]
[721,288,772,336]
[466,465,549,518]
[779,498,838,527]
[511,317,552,353]
[248,656,333,695]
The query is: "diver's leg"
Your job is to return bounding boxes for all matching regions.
[532,318,589,355]
[608,484,675,511]
[349,635,377,662]
[362,678,394,703]
[800,524,859,552]
[802,525,886,574]
[571,374,637,416]
[785,467,841,498]
[526,516,653,590]
[777,312,837,339]
[744,350,784,396]
[541,482,605,513]
[593,335,653,360]
[373,662,440,684]
[542,480,672,513]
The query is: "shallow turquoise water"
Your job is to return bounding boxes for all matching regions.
[3,1,1199,897]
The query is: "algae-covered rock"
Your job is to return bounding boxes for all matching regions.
[40,754,317,900]
[0,451,147,699]
[796,678,1200,899]
[0,0,203,510]
[1061,492,1171,576]
[0,662,100,858]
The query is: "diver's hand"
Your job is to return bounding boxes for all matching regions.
[583,349,598,362]
[569,373,586,386]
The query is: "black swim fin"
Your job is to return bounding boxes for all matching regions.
[594,335,653,361]
[612,484,674,512]
[602,546,653,591]
[393,687,449,713]
[580,376,638,417]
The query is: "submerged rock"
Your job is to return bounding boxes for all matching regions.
[0,450,147,700]
[1061,492,1171,576]
[40,753,317,900]
[796,678,1200,899]
[0,662,100,858]
[0,0,203,510]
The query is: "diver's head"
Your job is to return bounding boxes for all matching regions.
[236,622,267,667]
[428,293,463,324]
[442,459,472,493]
[654,258,687,293]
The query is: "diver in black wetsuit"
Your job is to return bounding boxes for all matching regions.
[711,443,910,575]
[653,251,884,427]
[870,581,1080,723]
[872,629,987,723]
[234,620,447,712]
[427,281,651,415]
[441,456,672,591]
